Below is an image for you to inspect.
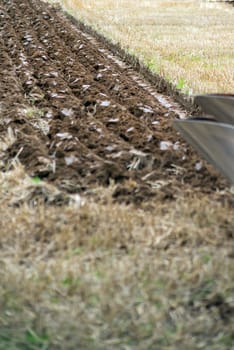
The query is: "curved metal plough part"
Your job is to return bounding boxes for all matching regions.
[173,94,234,184]
[194,94,234,125]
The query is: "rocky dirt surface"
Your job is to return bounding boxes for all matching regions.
[0,0,232,207]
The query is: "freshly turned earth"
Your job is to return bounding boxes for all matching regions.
[0,0,231,205]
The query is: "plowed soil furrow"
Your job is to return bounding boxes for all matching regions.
[2,1,155,152]
[30,0,168,114]
[0,0,231,203]
[5,0,166,150]
[0,40,26,112]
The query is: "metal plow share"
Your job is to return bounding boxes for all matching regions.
[174,94,234,184]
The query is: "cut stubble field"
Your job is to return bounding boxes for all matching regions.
[58,0,234,95]
[0,0,233,349]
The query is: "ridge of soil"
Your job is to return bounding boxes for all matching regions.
[0,0,232,206]
[65,12,196,113]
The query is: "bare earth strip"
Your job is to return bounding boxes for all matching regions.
[0,0,233,349]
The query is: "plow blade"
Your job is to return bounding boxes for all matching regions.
[194,94,234,125]
[174,119,234,184]
[173,94,234,184]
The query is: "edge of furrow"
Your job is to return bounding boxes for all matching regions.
[60,8,199,115]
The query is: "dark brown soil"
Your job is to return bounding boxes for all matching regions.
[0,0,231,205]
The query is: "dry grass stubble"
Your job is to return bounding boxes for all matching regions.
[0,164,233,349]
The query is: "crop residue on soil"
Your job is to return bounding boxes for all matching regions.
[0,0,231,205]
